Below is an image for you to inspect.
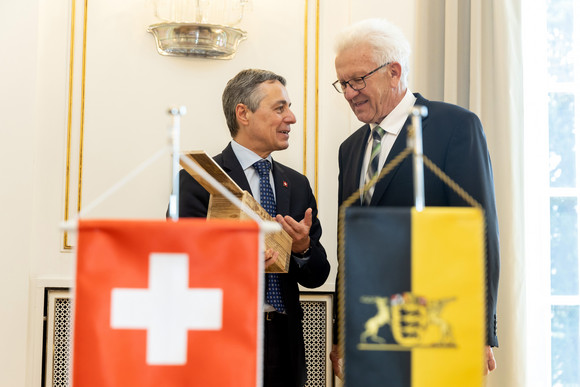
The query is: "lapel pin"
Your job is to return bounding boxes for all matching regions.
[283,181,288,188]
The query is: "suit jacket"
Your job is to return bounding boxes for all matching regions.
[177,143,330,385]
[338,93,500,347]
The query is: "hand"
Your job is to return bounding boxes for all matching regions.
[275,208,312,254]
[264,248,279,270]
[329,344,344,380]
[484,345,496,375]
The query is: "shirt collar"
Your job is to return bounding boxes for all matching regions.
[371,89,417,135]
[230,140,273,171]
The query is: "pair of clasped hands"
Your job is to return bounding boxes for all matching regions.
[264,208,313,269]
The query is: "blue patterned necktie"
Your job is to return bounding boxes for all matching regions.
[363,126,386,205]
[252,159,285,313]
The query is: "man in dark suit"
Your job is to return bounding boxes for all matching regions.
[329,19,500,376]
[175,69,330,387]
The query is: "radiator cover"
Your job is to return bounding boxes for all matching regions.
[43,289,333,386]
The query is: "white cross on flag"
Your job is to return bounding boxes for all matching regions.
[72,219,261,387]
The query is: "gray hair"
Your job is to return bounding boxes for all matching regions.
[222,69,287,137]
[335,19,411,89]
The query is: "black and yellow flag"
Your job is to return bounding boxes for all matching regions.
[343,206,485,386]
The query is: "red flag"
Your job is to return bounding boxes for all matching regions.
[72,219,261,387]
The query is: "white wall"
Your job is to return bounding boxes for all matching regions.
[0,0,38,384]
[0,1,422,385]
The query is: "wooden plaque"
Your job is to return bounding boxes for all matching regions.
[181,151,244,196]
[180,151,292,273]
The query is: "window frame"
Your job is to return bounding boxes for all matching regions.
[523,1,580,385]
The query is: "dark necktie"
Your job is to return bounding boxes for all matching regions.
[252,159,285,313]
[363,126,386,205]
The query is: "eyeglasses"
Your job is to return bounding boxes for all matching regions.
[332,63,389,93]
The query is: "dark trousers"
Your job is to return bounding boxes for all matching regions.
[263,312,296,387]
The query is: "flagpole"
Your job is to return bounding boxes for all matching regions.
[60,106,282,235]
[168,106,186,221]
[408,105,428,212]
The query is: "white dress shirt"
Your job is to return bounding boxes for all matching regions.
[230,140,309,312]
[359,89,417,201]
[230,140,276,201]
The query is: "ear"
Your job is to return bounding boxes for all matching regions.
[235,103,251,127]
[388,62,402,87]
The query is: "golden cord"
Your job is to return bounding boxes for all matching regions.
[336,132,484,364]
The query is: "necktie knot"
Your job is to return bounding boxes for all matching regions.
[253,159,271,177]
[373,126,385,141]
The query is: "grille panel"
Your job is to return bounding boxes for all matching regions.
[43,290,333,386]
[45,290,72,387]
[301,296,333,386]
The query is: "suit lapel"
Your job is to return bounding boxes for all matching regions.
[370,94,431,205]
[220,144,253,194]
[344,125,371,206]
[272,160,290,216]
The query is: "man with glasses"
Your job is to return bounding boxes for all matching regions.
[330,18,500,377]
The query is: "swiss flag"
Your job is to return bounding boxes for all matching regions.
[72,219,262,387]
